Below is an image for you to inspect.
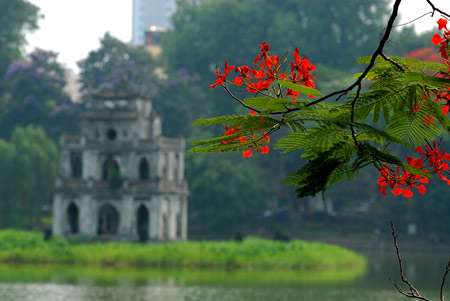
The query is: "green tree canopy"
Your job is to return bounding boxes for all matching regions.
[78,33,160,98]
[0,0,39,92]
[164,0,395,77]
[0,126,58,228]
[0,49,78,138]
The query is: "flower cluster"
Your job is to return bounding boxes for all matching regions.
[377,165,428,198]
[377,143,450,198]
[209,42,316,98]
[414,19,450,119]
[415,143,450,185]
[432,18,449,62]
[220,122,271,158]
[432,18,450,116]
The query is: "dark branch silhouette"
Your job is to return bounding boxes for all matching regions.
[425,0,450,18]
[391,222,450,301]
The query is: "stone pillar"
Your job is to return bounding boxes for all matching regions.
[60,150,70,179]
[119,196,135,240]
[52,194,64,236]
[181,196,188,240]
[79,195,96,238]
[83,150,98,180]
[168,196,177,240]
[178,152,185,182]
[149,197,161,240]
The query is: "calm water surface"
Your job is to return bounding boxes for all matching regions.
[0,251,447,301]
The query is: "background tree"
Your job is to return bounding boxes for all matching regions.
[0,126,58,228]
[0,49,79,138]
[78,33,160,98]
[0,0,39,94]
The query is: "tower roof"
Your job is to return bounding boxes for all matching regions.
[91,81,142,101]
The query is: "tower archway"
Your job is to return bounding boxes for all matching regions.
[136,204,149,242]
[67,202,79,234]
[98,204,120,235]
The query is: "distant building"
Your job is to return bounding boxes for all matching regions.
[52,84,188,241]
[132,0,176,45]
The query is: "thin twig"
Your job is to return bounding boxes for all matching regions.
[350,83,362,147]
[223,85,260,112]
[380,53,405,72]
[394,12,433,27]
[391,222,432,301]
[425,0,450,18]
[440,259,450,301]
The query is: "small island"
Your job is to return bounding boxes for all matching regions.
[0,230,366,284]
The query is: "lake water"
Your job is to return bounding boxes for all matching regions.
[0,250,447,301]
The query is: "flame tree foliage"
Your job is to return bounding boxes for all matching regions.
[192,1,449,201]
[159,0,439,234]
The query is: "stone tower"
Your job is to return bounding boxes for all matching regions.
[52,87,188,241]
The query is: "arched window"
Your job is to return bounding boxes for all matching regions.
[67,202,79,234]
[106,128,117,141]
[70,151,82,179]
[102,155,120,181]
[136,204,149,242]
[139,158,149,180]
[98,204,120,235]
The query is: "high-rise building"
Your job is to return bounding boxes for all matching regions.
[132,0,176,45]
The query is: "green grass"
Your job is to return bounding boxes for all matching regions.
[0,230,366,272]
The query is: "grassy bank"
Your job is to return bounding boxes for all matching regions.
[0,230,366,272]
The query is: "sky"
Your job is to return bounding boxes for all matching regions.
[26,0,450,72]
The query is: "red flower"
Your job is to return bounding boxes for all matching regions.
[392,186,403,196]
[402,188,414,198]
[233,76,244,86]
[417,185,427,195]
[259,145,270,155]
[406,156,424,169]
[432,34,444,46]
[242,149,253,158]
[209,62,235,88]
[248,109,258,116]
[255,70,265,79]
[286,89,300,98]
[438,18,448,30]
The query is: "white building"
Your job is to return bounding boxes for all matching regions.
[52,85,188,242]
[132,0,176,45]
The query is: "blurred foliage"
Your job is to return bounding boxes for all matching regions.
[0,0,40,93]
[78,33,160,98]
[0,126,58,229]
[0,49,79,138]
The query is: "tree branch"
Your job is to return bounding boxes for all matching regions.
[425,0,450,18]
[391,222,432,301]
[222,84,260,112]
[269,0,404,115]
[440,259,450,301]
